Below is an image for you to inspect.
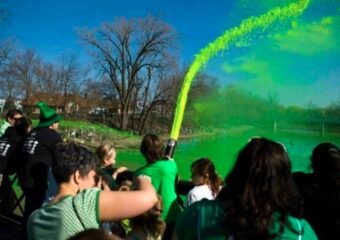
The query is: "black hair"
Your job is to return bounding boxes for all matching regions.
[311,142,340,184]
[14,116,32,137]
[52,142,100,184]
[219,137,301,240]
[6,109,22,120]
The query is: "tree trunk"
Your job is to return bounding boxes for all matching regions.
[120,104,129,130]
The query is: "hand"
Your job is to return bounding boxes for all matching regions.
[95,176,110,191]
[112,166,128,180]
[137,175,152,182]
[132,175,153,190]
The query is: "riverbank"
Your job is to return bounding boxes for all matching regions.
[67,125,256,151]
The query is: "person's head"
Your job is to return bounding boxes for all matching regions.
[311,142,340,182]
[52,142,100,191]
[130,194,165,238]
[140,134,164,164]
[14,116,32,137]
[117,180,132,191]
[95,143,116,167]
[191,158,221,196]
[6,109,22,126]
[35,101,62,129]
[67,228,119,240]
[221,137,300,239]
[225,137,293,194]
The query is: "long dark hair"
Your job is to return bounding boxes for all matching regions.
[218,137,301,240]
[191,158,222,197]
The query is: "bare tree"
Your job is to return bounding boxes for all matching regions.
[0,3,16,102]
[0,41,13,99]
[0,41,10,68]
[9,49,41,109]
[0,0,10,68]
[79,16,178,131]
[35,62,59,93]
[134,57,179,134]
[56,52,81,110]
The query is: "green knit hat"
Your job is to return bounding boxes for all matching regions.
[36,101,62,128]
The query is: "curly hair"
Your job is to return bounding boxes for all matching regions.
[52,142,100,184]
[218,137,301,240]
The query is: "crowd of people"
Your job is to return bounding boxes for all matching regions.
[0,103,339,240]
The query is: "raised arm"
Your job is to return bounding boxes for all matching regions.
[98,175,157,221]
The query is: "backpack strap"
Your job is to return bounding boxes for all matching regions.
[72,197,86,230]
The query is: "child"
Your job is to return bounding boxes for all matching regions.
[95,143,128,190]
[134,134,181,240]
[186,158,222,207]
[95,143,130,236]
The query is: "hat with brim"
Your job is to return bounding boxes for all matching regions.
[36,101,62,128]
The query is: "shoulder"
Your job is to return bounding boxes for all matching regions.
[154,159,178,169]
[180,199,224,220]
[74,188,101,224]
[287,216,318,239]
[176,200,226,239]
[74,188,101,203]
[271,214,318,239]
[188,185,205,196]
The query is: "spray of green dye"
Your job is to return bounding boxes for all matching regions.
[170,0,310,140]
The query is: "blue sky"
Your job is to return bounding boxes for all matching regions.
[1,0,339,107]
[1,0,236,62]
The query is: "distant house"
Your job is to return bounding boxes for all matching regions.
[20,92,121,116]
[21,92,64,114]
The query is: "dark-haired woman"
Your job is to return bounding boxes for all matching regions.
[174,137,317,240]
[293,142,340,239]
[27,142,157,240]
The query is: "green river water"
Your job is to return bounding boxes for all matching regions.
[116,128,340,181]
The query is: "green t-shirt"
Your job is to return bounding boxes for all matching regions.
[0,121,10,137]
[134,159,181,223]
[175,199,318,240]
[27,188,101,240]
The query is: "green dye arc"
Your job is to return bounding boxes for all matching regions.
[170,0,310,140]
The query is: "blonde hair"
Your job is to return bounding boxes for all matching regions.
[95,143,115,166]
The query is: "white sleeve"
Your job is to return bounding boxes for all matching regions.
[186,188,198,207]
